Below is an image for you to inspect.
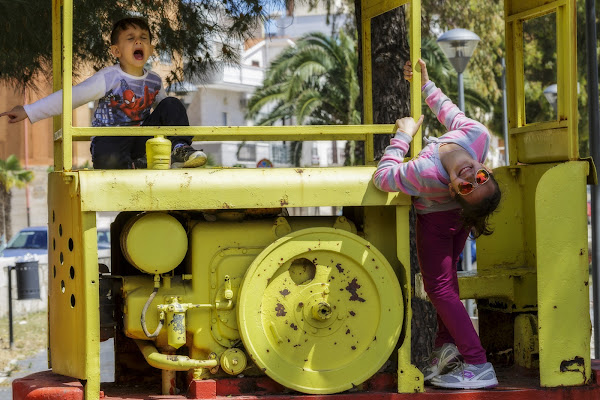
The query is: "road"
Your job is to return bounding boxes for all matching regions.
[0,338,114,400]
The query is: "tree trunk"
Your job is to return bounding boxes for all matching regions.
[354,1,437,366]
[5,189,12,240]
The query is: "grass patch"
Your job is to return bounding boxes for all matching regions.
[0,311,47,371]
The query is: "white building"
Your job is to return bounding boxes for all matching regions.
[180,2,349,168]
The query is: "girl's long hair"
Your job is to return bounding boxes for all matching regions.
[455,175,502,238]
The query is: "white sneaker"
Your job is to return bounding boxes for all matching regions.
[430,361,498,389]
[421,343,461,381]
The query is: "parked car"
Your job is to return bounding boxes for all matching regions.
[0,226,110,257]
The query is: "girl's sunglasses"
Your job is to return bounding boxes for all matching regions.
[457,169,491,196]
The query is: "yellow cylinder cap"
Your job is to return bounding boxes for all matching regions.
[121,213,188,274]
[220,348,247,375]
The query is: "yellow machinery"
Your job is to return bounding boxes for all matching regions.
[46,0,593,399]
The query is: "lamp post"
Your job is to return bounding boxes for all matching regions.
[437,28,480,276]
[437,29,481,111]
[543,84,558,114]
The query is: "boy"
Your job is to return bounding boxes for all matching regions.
[0,17,206,169]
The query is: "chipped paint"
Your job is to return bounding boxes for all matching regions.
[275,303,287,316]
[346,278,366,302]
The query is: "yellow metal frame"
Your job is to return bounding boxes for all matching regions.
[49,1,419,398]
[47,0,593,397]
[505,0,578,164]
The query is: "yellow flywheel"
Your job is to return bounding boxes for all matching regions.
[237,227,403,394]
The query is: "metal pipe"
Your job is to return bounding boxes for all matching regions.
[585,0,600,359]
[141,288,164,338]
[501,58,510,166]
[457,70,473,316]
[7,266,13,349]
[134,339,218,371]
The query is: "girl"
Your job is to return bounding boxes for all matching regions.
[373,59,501,389]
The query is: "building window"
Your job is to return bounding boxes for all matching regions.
[251,60,260,67]
[222,112,228,126]
[272,143,289,164]
[238,143,256,161]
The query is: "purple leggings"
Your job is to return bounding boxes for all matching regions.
[416,209,487,364]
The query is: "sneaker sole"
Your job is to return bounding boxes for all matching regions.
[183,155,207,168]
[422,354,461,381]
[430,378,498,390]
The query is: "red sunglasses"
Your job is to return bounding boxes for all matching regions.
[457,169,491,196]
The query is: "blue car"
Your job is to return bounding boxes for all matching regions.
[0,226,110,257]
[0,226,48,258]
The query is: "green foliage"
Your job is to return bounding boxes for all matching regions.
[0,0,284,90]
[247,30,359,126]
[0,155,34,191]
[246,30,360,166]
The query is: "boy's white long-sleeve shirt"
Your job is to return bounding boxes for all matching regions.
[24,64,167,127]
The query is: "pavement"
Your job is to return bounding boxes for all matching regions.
[0,338,114,400]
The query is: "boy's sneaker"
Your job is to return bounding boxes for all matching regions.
[430,361,498,389]
[171,145,207,168]
[422,343,461,381]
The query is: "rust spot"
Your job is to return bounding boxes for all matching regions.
[287,339,291,342]
[336,263,344,273]
[169,314,185,334]
[275,303,287,316]
[346,329,350,334]
[374,336,377,341]
[349,311,356,316]
[346,278,366,302]
[560,356,585,379]
[280,197,289,206]
[266,349,270,352]
[308,248,312,251]
[295,168,305,174]
[294,344,301,347]
[298,302,304,307]
[554,306,557,309]
[280,289,290,297]
[222,202,232,209]
[585,281,589,286]
[366,245,371,249]
[351,346,356,350]
[290,323,298,330]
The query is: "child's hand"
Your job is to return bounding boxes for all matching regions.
[403,59,429,85]
[395,115,424,137]
[0,106,28,123]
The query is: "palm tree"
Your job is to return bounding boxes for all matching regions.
[246,30,360,166]
[0,155,34,241]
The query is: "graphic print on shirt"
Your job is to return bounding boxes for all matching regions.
[93,70,162,127]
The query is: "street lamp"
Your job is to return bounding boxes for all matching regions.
[437,29,480,294]
[437,29,481,111]
[543,84,558,113]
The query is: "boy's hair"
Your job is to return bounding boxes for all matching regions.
[455,174,501,238]
[111,17,152,45]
